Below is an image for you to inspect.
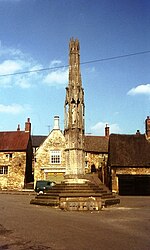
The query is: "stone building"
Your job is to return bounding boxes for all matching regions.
[32,135,47,156]
[108,116,150,195]
[84,127,109,185]
[0,118,33,190]
[34,116,66,185]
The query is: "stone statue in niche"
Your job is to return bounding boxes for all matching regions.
[72,104,76,124]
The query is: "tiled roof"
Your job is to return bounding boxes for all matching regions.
[84,135,109,153]
[0,131,30,151]
[31,135,109,153]
[31,135,47,147]
[108,133,150,167]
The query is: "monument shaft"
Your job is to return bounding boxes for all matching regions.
[64,38,85,177]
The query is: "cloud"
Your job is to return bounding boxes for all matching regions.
[127,84,150,96]
[15,65,43,89]
[0,60,22,75]
[0,104,27,114]
[43,60,68,86]
[0,44,24,58]
[50,60,62,67]
[16,77,32,89]
[0,43,68,89]
[43,68,68,86]
[0,75,12,88]
[0,44,42,89]
[91,121,121,135]
[0,59,37,89]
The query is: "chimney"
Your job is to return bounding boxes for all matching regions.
[145,116,150,138]
[25,118,31,133]
[53,116,60,130]
[136,129,140,135]
[17,124,20,131]
[105,124,110,137]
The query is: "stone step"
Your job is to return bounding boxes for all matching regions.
[45,189,107,195]
[102,198,120,207]
[51,184,103,190]
[59,193,102,198]
[36,194,59,199]
[101,193,116,198]
[30,199,59,206]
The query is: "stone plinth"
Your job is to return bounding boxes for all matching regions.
[63,174,89,184]
[60,196,102,211]
[30,181,120,211]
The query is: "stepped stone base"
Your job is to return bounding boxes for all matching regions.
[30,180,120,211]
[63,178,89,184]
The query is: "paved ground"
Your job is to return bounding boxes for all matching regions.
[0,193,150,250]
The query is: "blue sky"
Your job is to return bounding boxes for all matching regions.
[0,0,149,136]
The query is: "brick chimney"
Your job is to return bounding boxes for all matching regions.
[25,118,31,133]
[53,116,60,130]
[145,116,150,138]
[17,124,20,131]
[105,124,110,137]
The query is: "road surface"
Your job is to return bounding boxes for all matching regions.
[0,193,150,249]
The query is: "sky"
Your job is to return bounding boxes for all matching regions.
[0,0,150,136]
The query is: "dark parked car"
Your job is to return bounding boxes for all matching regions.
[35,180,56,194]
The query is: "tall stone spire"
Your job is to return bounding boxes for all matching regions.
[64,38,85,178]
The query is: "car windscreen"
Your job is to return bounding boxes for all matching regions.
[36,181,49,187]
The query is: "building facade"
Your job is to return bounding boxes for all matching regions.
[84,133,109,185]
[108,116,150,195]
[34,116,66,185]
[0,118,33,190]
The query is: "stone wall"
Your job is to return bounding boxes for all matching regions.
[34,129,66,185]
[85,152,108,184]
[0,151,26,190]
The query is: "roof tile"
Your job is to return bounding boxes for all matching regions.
[109,134,150,166]
[84,135,108,153]
[0,131,30,151]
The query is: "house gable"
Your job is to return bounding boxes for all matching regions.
[34,129,66,183]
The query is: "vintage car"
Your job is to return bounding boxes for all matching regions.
[35,180,56,194]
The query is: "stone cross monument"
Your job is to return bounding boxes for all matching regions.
[30,38,120,210]
[64,38,85,181]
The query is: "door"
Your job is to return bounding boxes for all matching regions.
[118,175,150,195]
[45,172,65,183]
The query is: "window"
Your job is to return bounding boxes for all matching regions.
[50,151,61,164]
[0,166,8,175]
[85,161,88,168]
[5,153,12,160]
